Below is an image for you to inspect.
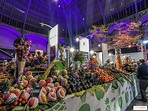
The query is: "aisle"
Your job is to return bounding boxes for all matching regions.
[125,93,148,111]
[125,80,148,111]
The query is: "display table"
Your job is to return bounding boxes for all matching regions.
[46,75,137,111]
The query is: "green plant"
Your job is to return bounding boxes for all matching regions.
[73,51,85,63]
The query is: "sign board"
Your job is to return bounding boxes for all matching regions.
[79,38,89,52]
[49,25,58,47]
[48,25,58,65]
[102,43,109,64]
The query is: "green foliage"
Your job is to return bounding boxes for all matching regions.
[41,59,56,80]
[73,51,85,63]
[118,97,123,109]
[95,89,105,100]
[120,78,125,87]
[4,79,11,91]
[105,97,109,105]
[79,103,90,111]
[111,80,118,93]
[105,105,111,111]
[114,103,116,111]
[133,90,136,98]
[54,61,66,71]
[125,92,129,103]
[80,92,87,103]
[12,106,24,111]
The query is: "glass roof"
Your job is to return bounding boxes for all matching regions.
[0,0,144,37]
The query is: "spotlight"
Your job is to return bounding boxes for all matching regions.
[76,38,79,42]
[109,53,112,56]
[90,50,94,55]
[143,40,148,44]
[128,45,131,48]
[70,48,75,52]
[53,0,58,2]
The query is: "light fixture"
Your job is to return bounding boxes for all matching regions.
[83,18,85,20]
[109,53,112,56]
[98,44,101,47]
[70,48,75,52]
[143,40,148,44]
[58,5,60,7]
[76,38,80,42]
[53,0,58,2]
[128,45,131,48]
[90,50,94,55]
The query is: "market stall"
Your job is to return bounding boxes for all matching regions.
[0,37,138,111]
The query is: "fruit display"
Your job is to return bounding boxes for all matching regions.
[14,38,31,62]
[116,55,122,70]
[115,49,122,70]
[28,97,39,109]
[0,74,10,79]
[0,47,135,111]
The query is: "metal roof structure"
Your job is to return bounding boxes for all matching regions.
[0,0,148,38]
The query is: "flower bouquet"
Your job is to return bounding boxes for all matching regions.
[13,38,31,79]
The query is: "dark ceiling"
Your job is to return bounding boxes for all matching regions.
[0,0,147,37]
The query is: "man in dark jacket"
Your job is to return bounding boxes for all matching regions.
[137,59,148,102]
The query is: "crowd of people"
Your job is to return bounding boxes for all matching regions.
[103,57,138,73]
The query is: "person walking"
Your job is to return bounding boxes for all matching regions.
[137,59,148,102]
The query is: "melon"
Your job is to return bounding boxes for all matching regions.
[38,80,46,87]
[57,86,66,94]
[20,91,30,100]
[26,71,32,76]
[62,69,68,75]
[46,77,53,84]
[61,78,68,87]
[48,92,57,101]
[52,76,57,82]
[50,87,57,93]
[53,70,60,76]
[25,86,33,93]
[40,87,47,94]
[57,76,63,82]
[27,75,33,80]
[29,78,36,83]
[38,93,47,103]
[47,83,54,88]
[28,97,39,109]
[57,89,65,99]
[44,86,51,93]
[23,80,29,87]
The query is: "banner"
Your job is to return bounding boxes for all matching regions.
[79,38,89,52]
[49,25,58,47]
[48,25,58,65]
[102,43,109,64]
